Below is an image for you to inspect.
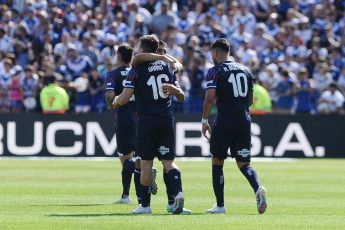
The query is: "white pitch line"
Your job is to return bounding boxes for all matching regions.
[0,156,298,162]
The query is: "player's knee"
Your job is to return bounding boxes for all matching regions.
[123,159,135,172]
[212,157,224,166]
[237,161,250,169]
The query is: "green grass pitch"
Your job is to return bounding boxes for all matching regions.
[0,158,344,229]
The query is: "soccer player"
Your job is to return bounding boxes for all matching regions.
[131,40,192,214]
[105,45,158,205]
[113,35,185,214]
[201,38,267,214]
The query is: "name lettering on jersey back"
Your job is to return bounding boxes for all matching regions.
[148,65,163,72]
[121,71,129,76]
[223,65,245,72]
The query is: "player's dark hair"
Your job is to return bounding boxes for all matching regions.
[139,35,159,53]
[117,44,134,64]
[159,40,167,49]
[211,38,230,54]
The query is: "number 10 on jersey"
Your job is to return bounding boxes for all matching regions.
[228,73,248,97]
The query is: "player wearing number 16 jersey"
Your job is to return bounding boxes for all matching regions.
[201,38,267,214]
[113,35,186,214]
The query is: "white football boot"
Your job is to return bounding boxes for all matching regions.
[113,196,131,204]
[130,204,152,214]
[206,205,227,213]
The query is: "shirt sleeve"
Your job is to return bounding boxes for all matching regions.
[206,68,218,89]
[106,71,116,91]
[125,68,138,88]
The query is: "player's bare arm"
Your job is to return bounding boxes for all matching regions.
[105,90,116,110]
[161,83,185,102]
[202,88,216,140]
[132,53,175,71]
[248,91,254,107]
[113,88,134,107]
[165,54,183,71]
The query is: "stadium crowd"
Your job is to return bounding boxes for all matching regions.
[0,0,345,114]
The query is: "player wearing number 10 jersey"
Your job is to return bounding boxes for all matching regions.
[201,38,267,214]
[113,35,186,214]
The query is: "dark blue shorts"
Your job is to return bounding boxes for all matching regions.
[210,126,251,162]
[135,120,175,161]
[116,124,135,156]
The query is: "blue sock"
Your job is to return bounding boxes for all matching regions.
[121,159,135,197]
[140,184,151,207]
[212,165,224,207]
[134,168,141,204]
[163,169,174,205]
[240,164,261,193]
[167,168,182,197]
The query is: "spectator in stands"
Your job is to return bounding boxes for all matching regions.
[53,31,73,62]
[0,58,14,113]
[222,10,237,39]
[80,34,100,67]
[313,62,333,98]
[167,35,183,61]
[98,56,115,81]
[234,2,257,35]
[317,83,344,114]
[229,23,253,51]
[89,68,104,113]
[259,38,284,65]
[260,63,280,106]
[236,38,257,66]
[249,23,271,54]
[187,55,204,113]
[336,66,345,96]
[188,2,206,23]
[294,68,315,114]
[66,46,94,81]
[20,65,39,112]
[280,50,300,75]
[295,17,312,45]
[9,68,22,113]
[127,0,152,36]
[177,6,194,34]
[275,68,296,114]
[265,13,280,37]
[149,0,177,35]
[0,27,11,52]
[286,34,307,64]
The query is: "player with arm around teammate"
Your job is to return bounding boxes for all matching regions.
[131,40,192,214]
[114,35,186,214]
[201,38,267,214]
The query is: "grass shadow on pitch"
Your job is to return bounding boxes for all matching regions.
[30,204,108,207]
[48,213,200,217]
